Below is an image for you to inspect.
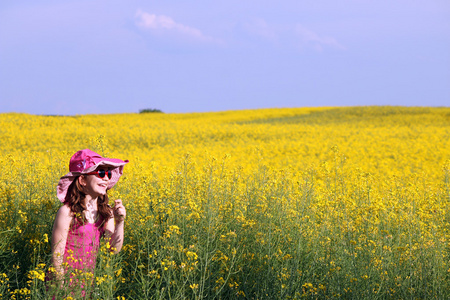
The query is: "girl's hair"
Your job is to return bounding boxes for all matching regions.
[64,176,112,223]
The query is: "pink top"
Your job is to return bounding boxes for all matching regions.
[63,217,105,271]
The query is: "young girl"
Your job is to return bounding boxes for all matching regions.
[49,149,128,295]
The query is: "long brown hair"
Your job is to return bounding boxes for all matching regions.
[64,176,112,223]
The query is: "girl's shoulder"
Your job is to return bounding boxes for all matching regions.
[55,203,74,221]
[57,203,72,214]
[53,203,74,231]
[102,204,115,231]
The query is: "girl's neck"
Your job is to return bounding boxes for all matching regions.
[84,196,99,223]
[84,195,98,207]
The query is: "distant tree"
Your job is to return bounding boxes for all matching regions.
[139,108,163,113]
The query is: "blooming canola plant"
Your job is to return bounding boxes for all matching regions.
[0,106,449,299]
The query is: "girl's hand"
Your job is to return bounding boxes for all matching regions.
[113,199,126,222]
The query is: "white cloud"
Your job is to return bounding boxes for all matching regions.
[295,24,345,51]
[135,9,219,43]
[243,18,277,41]
[240,18,345,52]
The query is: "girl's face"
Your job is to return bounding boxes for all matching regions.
[79,167,111,198]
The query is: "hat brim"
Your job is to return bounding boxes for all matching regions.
[57,160,128,203]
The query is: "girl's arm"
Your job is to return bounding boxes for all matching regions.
[105,199,126,254]
[51,204,72,280]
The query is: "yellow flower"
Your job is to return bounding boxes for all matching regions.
[186,251,198,261]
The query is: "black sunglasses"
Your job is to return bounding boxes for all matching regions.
[86,169,112,179]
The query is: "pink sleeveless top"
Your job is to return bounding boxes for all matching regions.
[63,217,105,271]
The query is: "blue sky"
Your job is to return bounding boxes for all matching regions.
[1,0,449,115]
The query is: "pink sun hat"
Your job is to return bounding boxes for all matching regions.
[57,149,129,202]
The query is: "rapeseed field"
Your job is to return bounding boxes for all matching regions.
[0,106,449,299]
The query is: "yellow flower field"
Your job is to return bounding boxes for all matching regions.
[0,106,449,299]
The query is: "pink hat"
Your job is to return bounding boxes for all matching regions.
[57,149,129,202]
